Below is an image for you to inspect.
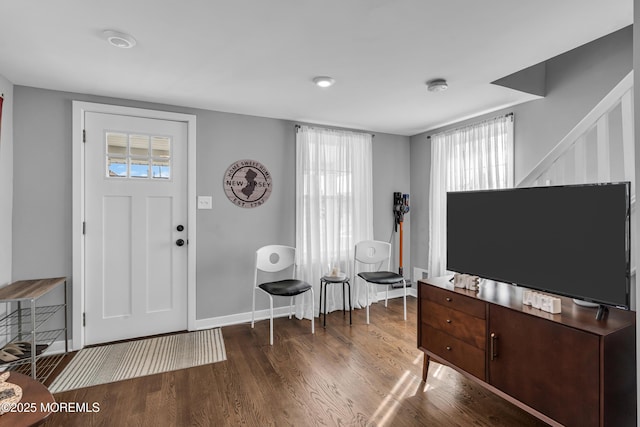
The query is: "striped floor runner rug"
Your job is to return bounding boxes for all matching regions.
[49,328,226,393]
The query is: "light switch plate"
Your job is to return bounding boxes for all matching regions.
[197,196,213,209]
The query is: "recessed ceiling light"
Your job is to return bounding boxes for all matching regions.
[426,79,448,92]
[103,30,137,49]
[313,76,335,88]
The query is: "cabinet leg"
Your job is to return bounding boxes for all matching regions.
[422,354,430,382]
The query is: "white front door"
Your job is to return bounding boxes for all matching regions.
[84,112,188,345]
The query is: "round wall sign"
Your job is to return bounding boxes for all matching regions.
[223,159,273,208]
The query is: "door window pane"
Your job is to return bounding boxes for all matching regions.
[107,158,127,177]
[130,134,150,157]
[151,136,171,158]
[130,159,150,178]
[152,160,171,179]
[107,133,127,155]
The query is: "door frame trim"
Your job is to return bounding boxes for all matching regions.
[72,101,197,351]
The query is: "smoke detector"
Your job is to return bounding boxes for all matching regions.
[103,30,137,49]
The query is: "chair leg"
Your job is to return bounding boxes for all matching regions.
[322,280,327,328]
[251,288,256,328]
[309,287,315,335]
[347,281,352,325]
[385,286,388,308]
[289,296,293,319]
[269,295,274,346]
[319,280,324,328]
[403,279,407,321]
[366,282,370,325]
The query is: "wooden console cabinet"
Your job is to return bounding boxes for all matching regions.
[418,277,636,427]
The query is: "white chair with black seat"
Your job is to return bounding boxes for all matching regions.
[353,240,407,324]
[251,245,315,345]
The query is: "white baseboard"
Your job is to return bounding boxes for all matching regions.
[43,339,73,355]
[195,289,417,331]
[195,306,296,330]
[378,286,417,300]
[413,267,428,283]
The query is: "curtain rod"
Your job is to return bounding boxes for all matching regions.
[426,112,513,139]
[295,124,375,138]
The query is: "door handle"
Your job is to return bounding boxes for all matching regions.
[176,239,185,247]
[176,225,184,232]
[490,333,498,360]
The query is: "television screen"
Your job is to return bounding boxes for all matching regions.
[447,183,630,309]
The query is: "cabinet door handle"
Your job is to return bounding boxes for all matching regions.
[490,333,498,360]
[446,346,452,351]
[446,319,452,323]
[445,297,452,302]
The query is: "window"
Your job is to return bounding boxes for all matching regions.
[295,126,374,315]
[428,114,514,278]
[106,132,171,179]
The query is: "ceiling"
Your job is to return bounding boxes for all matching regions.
[0,1,633,136]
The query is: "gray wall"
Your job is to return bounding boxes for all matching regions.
[514,26,633,184]
[409,133,430,279]
[0,75,13,288]
[194,111,296,319]
[409,25,633,276]
[11,86,410,321]
[372,133,411,276]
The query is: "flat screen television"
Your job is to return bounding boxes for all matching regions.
[446,182,631,309]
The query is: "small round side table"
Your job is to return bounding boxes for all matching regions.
[0,372,54,427]
[319,274,352,328]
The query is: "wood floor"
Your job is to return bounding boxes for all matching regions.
[43,297,548,426]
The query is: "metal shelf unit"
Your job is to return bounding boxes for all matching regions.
[0,277,68,383]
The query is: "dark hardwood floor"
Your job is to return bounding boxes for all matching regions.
[43,297,548,426]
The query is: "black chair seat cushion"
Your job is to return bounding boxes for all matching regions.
[358,271,404,285]
[259,279,312,297]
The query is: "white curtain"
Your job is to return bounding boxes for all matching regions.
[295,126,373,318]
[428,115,514,278]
